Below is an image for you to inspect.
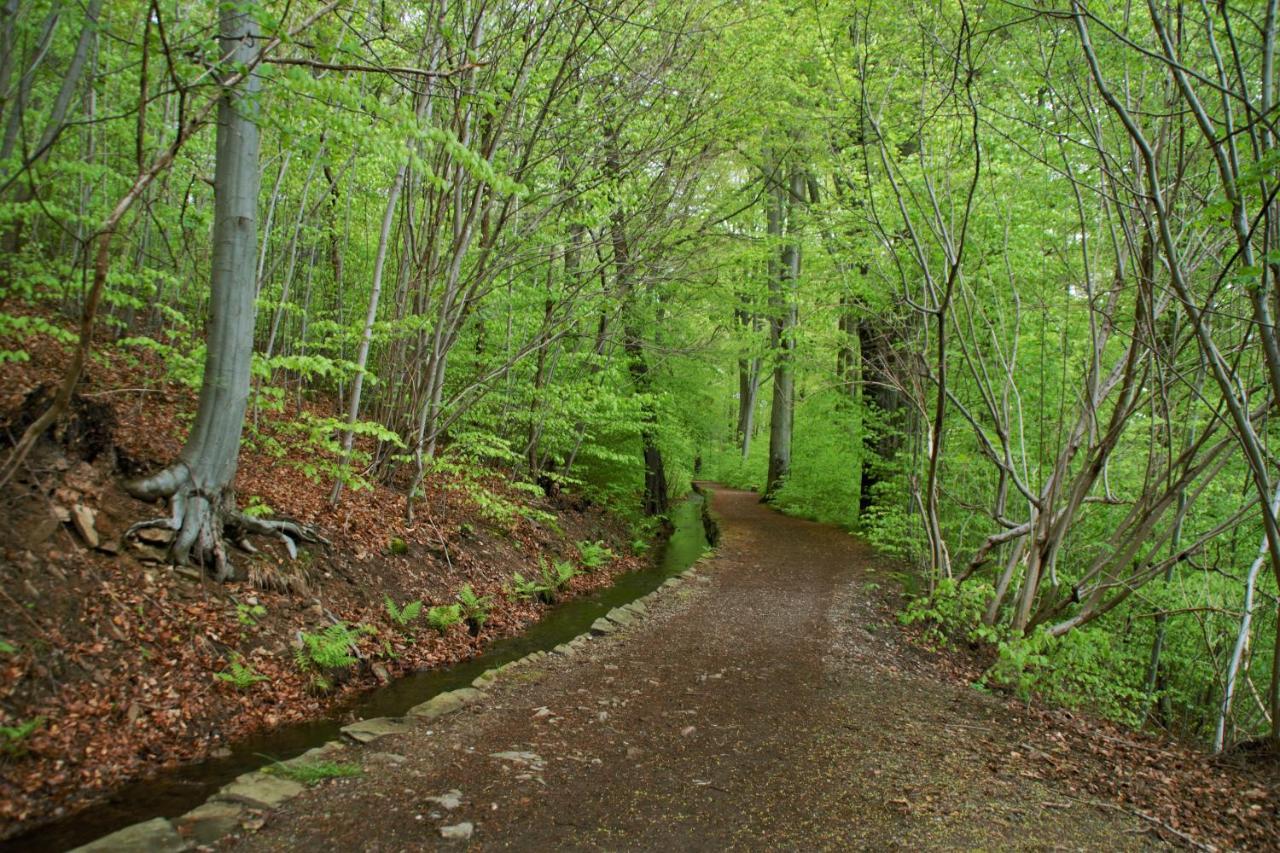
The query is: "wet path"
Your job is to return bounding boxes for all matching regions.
[228,486,1154,851]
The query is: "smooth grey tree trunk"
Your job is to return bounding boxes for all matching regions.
[125,5,321,578]
[765,168,800,499]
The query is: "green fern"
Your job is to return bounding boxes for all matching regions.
[214,655,269,689]
[456,584,493,630]
[384,596,423,629]
[542,558,578,591]
[575,540,615,570]
[426,603,463,633]
[294,622,373,674]
[509,571,550,603]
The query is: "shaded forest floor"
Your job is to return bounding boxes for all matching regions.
[0,321,645,840]
[223,487,1277,851]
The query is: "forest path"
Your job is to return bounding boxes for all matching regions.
[228,486,1154,851]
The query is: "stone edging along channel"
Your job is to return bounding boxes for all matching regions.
[71,554,719,852]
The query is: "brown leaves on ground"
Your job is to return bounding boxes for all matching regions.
[0,317,641,840]
[887,602,1280,850]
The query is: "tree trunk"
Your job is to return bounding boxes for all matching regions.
[765,166,800,500]
[123,5,320,579]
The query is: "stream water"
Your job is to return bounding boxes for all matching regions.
[10,493,713,852]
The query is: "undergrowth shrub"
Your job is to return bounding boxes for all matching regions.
[901,579,1151,727]
[510,559,577,604]
[899,578,997,645]
[986,628,1149,728]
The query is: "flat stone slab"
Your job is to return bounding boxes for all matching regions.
[661,578,682,589]
[213,771,305,808]
[623,600,647,616]
[174,801,245,846]
[341,716,413,744]
[408,688,486,720]
[292,740,346,763]
[605,607,636,627]
[70,818,188,852]
[552,642,576,656]
[590,617,618,635]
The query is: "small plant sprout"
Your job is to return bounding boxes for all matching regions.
[235,602,267,626]
[242,495,273,519]
[1,716,44,757]
[215,655,269,689]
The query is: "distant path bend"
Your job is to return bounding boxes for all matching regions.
[232,485,1153,850]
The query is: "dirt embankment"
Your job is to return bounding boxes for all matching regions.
[0,330,646,841]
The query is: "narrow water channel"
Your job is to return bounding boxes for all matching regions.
[8,493,712,852]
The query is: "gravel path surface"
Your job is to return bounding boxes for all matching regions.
[224,486,1156,851]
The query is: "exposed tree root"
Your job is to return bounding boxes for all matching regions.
[124,463,328,581]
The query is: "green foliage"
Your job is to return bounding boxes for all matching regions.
[455,585,493,630]
[384,596,422,629]
[0,313,75,364]
[510,560,576,604]
[979,629,1150,728]
[265,759,363,785]
[905,581,1152,727]
[575,540,615,571]
[249,410,403,492]
[242,495,273,519]
[0,717,44,757]
[859,474,921,562]
[509,572,548,603]
[0,640,16,655]
[770,391,862,528]
[236,603,268,626]
[899,578,998,646]
[426,604,463,633]
[543,558,578,594]
[294,622,374,679]
[215,655,269,690]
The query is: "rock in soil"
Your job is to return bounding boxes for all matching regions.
[439,821,473,840]
[69,504,99,548]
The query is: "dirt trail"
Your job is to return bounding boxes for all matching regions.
[228,486,1155,851]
